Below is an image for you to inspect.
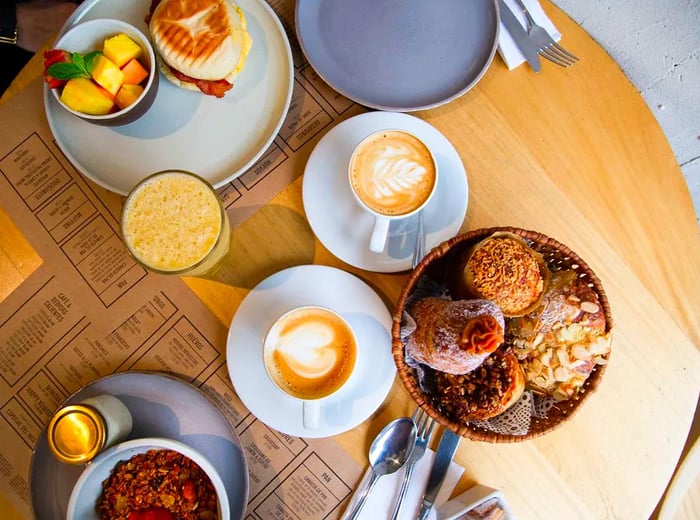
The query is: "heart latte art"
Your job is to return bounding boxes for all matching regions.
[350,130,437,216]
[263,307,357,400]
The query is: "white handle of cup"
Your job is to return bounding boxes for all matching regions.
[369,216,390,253]
[303,400,320,429]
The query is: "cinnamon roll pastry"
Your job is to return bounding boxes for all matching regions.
[430,347,526,422]
[449,232,550,317]
[406,298,505,374]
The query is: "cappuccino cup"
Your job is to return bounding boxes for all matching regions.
[262,306,358,429]
[348,129,438,253]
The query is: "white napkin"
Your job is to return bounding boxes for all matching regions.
[497,0,562,70]
[340,448,465,520]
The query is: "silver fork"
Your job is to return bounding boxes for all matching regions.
[512,0,579,67]
[389,408,436,520]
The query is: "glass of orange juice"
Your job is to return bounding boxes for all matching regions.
[120,170,230,277]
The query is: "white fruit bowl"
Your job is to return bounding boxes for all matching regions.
[49,18,158,126]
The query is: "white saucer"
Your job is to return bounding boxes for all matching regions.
[302,112,468,273]
[226,265,396,438]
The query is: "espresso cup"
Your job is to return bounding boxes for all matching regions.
[348,129,438,253]
[262,306,358,429]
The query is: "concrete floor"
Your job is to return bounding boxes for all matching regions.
[552,0,700,221]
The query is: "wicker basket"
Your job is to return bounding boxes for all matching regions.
[391,227,613,442]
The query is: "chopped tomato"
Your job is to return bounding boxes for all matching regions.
[182,479,196,502]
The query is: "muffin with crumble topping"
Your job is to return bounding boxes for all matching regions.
[448,232,550,317]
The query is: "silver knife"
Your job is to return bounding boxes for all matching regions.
[497,0,542,72]
[417,429,461,520]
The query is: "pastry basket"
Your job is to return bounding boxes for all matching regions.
[391,226,613,442]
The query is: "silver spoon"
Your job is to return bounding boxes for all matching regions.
[344,417,417,520]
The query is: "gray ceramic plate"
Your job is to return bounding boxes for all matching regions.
[295,0,499,111]
[29,371,249,519]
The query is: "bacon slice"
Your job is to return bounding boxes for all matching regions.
[169,67,233,98]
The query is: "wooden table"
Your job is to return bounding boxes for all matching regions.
[2,2,699,519]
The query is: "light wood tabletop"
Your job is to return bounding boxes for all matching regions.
[1,1,699,519]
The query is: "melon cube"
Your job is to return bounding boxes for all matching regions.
[120,58,149,86]
[91,54,125,96]
[60,78,114,115]
[115,84,144,110]
[103,33,142,68]
[95,83,115,102]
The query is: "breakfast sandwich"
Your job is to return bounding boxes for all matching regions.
[147,0,253,97]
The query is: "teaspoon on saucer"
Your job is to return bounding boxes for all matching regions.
[412,210,426,269]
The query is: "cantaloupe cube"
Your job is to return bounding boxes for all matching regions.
[115,84,144,110]
[60,78,114,115]
[120,58,149,86]
[103,33,142,68]
[95,83,115,102]
[91,55,125,96]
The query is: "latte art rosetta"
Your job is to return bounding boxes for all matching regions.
[369,145,427,199]
[350,130,437,216]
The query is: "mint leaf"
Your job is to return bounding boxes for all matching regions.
[47,62,87,80]
[72,52,85,71]
[83,51,102,74]
[46,50,102,80]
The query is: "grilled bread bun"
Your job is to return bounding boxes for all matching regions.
[148,0,253,96]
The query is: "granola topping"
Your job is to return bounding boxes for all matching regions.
[96,448,218,520]
[431,347,525,422]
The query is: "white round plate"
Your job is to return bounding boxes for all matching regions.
[302,111,468,273]
[226,265,396,438]
[44,0,293,195]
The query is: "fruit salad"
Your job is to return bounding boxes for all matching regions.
[44,33,150,115]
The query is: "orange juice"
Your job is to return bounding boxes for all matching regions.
[121,171,230,276]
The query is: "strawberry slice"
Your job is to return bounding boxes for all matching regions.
[43,49,71,89]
